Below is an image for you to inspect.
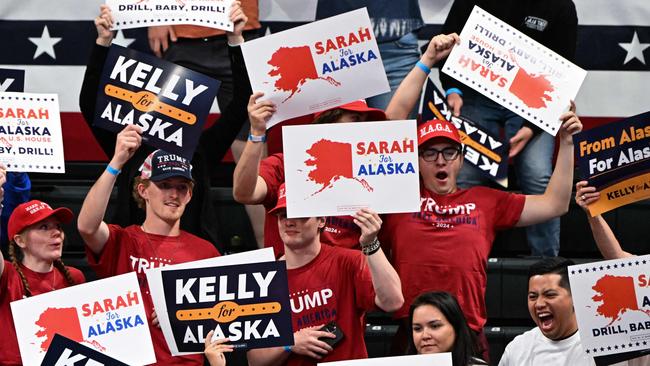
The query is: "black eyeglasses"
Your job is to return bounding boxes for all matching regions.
[419,147,462,162]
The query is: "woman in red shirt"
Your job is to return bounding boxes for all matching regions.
[0,197,85,365]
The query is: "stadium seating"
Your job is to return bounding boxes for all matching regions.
[25,163,650,365]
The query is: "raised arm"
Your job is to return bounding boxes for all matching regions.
[516,103,581,227]
[385,33,459,120]
[232,93,275,204]
[575,181,633,259]
[354,208,404,312]
[79,5,117,156]
[199,1,252,168]
[77,125,142,254]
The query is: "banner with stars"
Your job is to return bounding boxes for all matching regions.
[0,0,648,161]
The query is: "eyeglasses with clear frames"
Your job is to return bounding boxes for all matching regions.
[419,147,462,162]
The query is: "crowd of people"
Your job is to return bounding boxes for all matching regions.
[1,1,648,366]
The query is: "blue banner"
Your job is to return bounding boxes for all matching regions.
[41,334,129,366]
[575,111,650,188]
[0,68,25,92]
[161,260,293,352]
[94,44,220,159]
[421,78,509,187]
[574,111,650,216]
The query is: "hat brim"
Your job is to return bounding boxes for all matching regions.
[418,135,463,147]
[339,106,386,121]
[50,207,74,225]
[149,172,194,182]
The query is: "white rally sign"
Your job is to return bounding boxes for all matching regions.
[442,6,587,136]
[319,353,452,366]
[107,0,234,31]
[569,255,650,358]
[241,8,390,128]
[11,272,155,366]
[0,92,65,173]
[282,120,420,218]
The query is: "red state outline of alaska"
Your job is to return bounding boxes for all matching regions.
[34,306,105,353]
[304,138,373,196]
[507,52,555,109]
[267,45,341,103]
[591,274,650,325]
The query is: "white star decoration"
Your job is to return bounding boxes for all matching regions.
[112,30,136,48]
[28,26,62,60]
[618,31,650,65]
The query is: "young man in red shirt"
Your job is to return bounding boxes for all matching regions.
[78,125,220,365]
[232,34,461,257]
[247,184,403,366]
[380,114,582,358]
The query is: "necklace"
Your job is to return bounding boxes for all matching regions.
[140,225,181,267]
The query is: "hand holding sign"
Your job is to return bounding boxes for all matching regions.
[575,181,601,212]
[558,101,582,145]
[227,0,247,45]
[204,330,233,366]
[94,5,114,47]
[111,124,142,170]
[352,208,382,247]
[422,33,460,67]
[248,92,276,135]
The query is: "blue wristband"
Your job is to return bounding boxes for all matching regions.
[248,133,267,143]
[106,164,121,176]
[415,60,431,75]
[283,345,292,353]
[445,88,463,97]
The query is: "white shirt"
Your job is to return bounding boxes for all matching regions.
[499,327,650,366]
[499,327,595,366]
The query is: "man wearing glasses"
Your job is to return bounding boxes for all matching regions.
[380,115,582,359]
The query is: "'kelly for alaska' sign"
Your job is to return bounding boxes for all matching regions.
[94,44,220,159]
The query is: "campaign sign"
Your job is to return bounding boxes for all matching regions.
[160,260,292,352]
[442,6,587,136]
[94,44,220,159]
[421,77,508,187]
[146,248,277,355]
[41,334,129,366]
[107,0,234,32]
[241,8,390,128]
[282,120,420,218]
[0,92,65,173]
[11,272,155,366]
[318,353,452,366]
[0,68,25,92]
[569,255,650,358]
[574,111,650,216]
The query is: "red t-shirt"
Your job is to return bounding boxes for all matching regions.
[286,244,375,366]
[380,185,525,331]
[0,261,85,366]
[86,225,220,366]
[259,153,361,257]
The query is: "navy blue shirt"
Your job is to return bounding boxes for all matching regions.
[316,0,424,43]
